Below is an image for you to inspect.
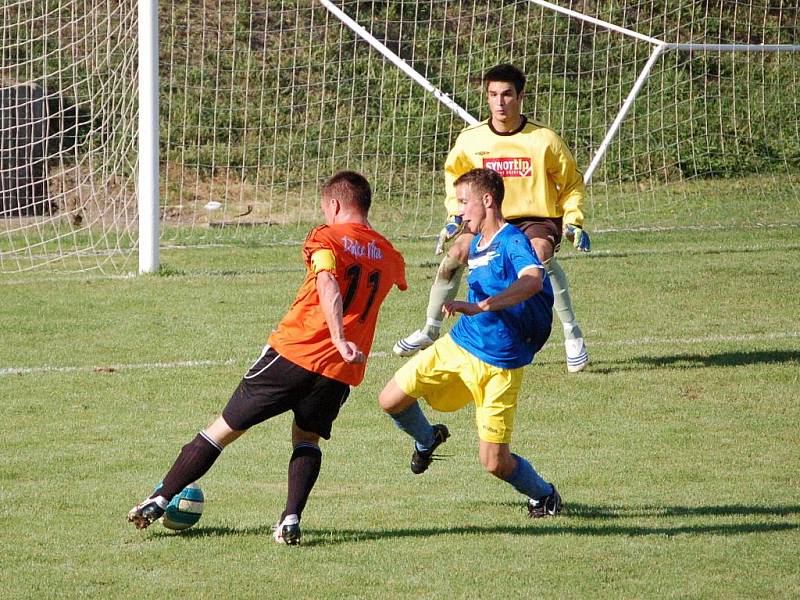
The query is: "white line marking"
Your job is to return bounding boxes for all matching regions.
[2,332,797,378]
[593,221,800,234]
[535,331,800,354]
[563,243,800,260]
[585,331,800,348]
[0,359,237,377]
[0,273,138,286]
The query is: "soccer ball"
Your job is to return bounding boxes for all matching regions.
[161,482,205,531]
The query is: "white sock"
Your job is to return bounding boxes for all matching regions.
[545,256,583,341]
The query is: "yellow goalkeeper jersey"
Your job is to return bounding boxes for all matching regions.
[443,116,585,225]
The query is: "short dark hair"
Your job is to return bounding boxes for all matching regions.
[483,63,526,95]
[322,170,372,213]
[454,168,505,208]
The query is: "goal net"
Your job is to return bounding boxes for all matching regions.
[1,0,798,273]
[1,0,139,272]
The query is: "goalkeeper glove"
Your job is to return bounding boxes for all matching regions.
[434,215,463,255]
[564,224,591,252]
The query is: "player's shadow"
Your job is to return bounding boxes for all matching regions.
[150,523,275,540]
[635,350,800,369]
[561,502,800,519]
[154,503,800,546]
[586,349,800,374]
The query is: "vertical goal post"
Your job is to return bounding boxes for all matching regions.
[139,0,160,274]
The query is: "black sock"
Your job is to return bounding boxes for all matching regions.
[153,432,222,501]
[281,443,322,521]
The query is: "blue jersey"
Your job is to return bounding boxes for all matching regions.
[450,224,554,369]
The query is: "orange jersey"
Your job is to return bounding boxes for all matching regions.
[269,223,407,385]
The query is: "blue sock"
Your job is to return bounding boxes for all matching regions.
[505,454,553,499]
[388,402,435,450]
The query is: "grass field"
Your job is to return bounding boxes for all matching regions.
[1,217,799,599]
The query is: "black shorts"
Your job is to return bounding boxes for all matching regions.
[507,216,563,252]
[222,346,350,439]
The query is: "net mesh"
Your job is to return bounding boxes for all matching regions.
[1,0,139,272]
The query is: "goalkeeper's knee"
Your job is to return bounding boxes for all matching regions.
[542,256,561,283]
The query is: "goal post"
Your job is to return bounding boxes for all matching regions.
[139,0,160,274]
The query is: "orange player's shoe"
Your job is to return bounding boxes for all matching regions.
[273,514,301,545]
[127,498,165,529]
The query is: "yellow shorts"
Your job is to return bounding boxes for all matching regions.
[394,335,523,444]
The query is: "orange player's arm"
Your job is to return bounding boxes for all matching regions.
[316,270,365,364]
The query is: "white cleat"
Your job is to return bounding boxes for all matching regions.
[565,337,589,373]
[392,329,435,357]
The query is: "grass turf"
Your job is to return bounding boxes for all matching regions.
[1,224,799,599]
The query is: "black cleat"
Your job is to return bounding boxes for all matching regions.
[527,485,563,518]
[127,498,165,529]
[273,514,301,545]
[410,424,450,474]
